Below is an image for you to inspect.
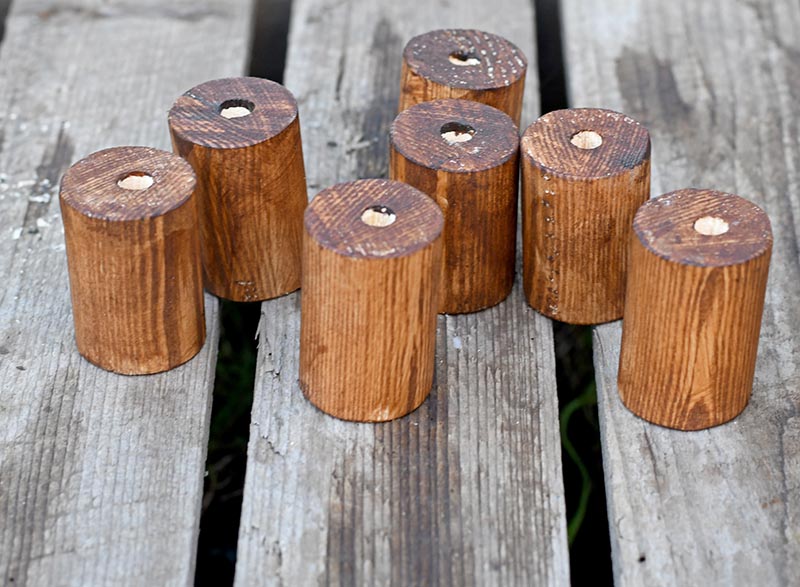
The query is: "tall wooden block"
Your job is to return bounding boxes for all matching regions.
[390,98,519,314]
[618,189,772,430]
[60,146,205,375]
[399,29,527,126]
[300,179,443,422]
[521,108,651,324]
[169,77,307,301]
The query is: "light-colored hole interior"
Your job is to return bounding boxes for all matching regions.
[570,130,603,150]
[361,205,396,227]
[448,52,480,66]
[219,99,255,119]
[441,121,476,145]
[693,216,730,236]
[117,172,154,191]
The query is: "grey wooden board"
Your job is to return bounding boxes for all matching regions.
[234,0,570,585]
[0,1,252,585]
[560,0,800,584]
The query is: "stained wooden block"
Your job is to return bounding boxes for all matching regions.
[59,146,205,375]
[390,98,519,314]
[521,108,651,324]
[618,189,772,430]
[399,29,527,126]
[168,76,307,301]
[300,179,443,422]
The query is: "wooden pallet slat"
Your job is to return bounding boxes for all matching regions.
[561,0,800,584]
[234,0,570,585]
[0,1,253,585]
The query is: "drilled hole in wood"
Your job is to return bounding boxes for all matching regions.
[441,122,476,145]
[448,51,480,66]
[117,172,153,191]
[693,216,729,236]
[360,205,396,227]
[570,130,603,150]
[219,99,255,119]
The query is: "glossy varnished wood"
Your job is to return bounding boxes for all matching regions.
[169,76,307,301]
[300,179,443,421]
[60,146,205,374]
[390,99,519,313]
[399,29,527,126]
[618,189,772,429]
[521,108,650,324]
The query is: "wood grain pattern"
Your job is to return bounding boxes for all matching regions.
[561,0,800,582]
[300,179,443,421]
[399,29,527,126]
[521,108,650,324]
[60,146,205,374]
[619,189,772,430]
[0,0,252,584]
[169,77,307,301]
[390,99,519,314]
[234,0,570,585]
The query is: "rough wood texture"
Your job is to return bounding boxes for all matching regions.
[561,0,800,582]
[619,189,772,430]
[235,0,569,585]
[390,99,519,314]
[60,146,205,375]
[521,108,650,324]
[169,77,307,301]
[300,179,443,421]
[0,0,252,584]
[399,29,527,126]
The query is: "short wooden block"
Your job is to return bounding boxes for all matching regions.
[618,189,772,430]
[390,98,519,314]
[521,108,651,324]
[299,179,443,422]
[168,77,307,301]
[59,146,205,375]
[399,29,527,126]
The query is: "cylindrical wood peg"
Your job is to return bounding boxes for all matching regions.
[521,108,651,324]
[390,98,519,314]
[300,179,443,422]
[168,76,307,301]
[618,189,772,430]
[60,146,205,375]
[399,29,527,126]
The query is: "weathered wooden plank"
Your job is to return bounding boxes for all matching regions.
[234,0,570,585]
[560,0,800,584]
[0,1,252,585]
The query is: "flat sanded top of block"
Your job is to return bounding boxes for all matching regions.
[634,189,773,267]
[168,77,298,149]
[391,98,519,173]
[305,179,443,260]
[403,29,527,91]
[59,146,196,222]
[522,108,650,180]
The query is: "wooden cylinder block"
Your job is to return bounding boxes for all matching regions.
[300,179,443,422]
[399,29,527,126]
[168,77,307,301]
[521,108,651,324]
[618,189,772,430]
[60,146,205,374]
[390,98,519,314]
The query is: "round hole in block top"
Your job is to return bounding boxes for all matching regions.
[219,99,255,119]
[693,215,730,236]
[570,130,603,150]
[360,205,397,227]
[117,172,154,191]
[440,121,476,145]
[448,51,481,66]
